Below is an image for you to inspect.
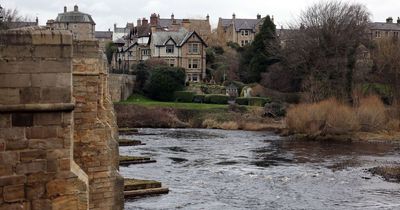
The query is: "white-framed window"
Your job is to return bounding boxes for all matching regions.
[192,74,198,82]
[166,45,174,53]
[141,49,150,55]
[241,30,249,36]
[188,58,200,69]
[188,43,200,54]
[375,31,381,38]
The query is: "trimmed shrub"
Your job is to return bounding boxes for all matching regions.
[204,94,229,104]
[144,66,185,101]
[174,91,196,103]
[193,94,206,103]
[248,97,271,107]
[235,97,249,105]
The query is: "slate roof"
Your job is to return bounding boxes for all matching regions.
[55,11,95,24]
[152,28,189,46]
[219,18,263,32]
[132,25,151,37]
[95,31,113,39]
[151,28,207,47]
[369,22,400,31]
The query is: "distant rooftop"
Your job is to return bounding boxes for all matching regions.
[54,5,95,24]
[95,31,113,39]
[219,14,264,32]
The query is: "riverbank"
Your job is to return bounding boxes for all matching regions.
[114,103,284,132]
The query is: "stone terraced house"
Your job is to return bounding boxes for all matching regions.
[217,13,265,46]
[369,17,400,40]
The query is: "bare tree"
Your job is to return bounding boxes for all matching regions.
[0,6,29,30]
[284,0,371,102]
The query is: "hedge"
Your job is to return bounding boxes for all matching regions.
[248,97,271,107]
[235,97,248,105]
[204,94,229,104]
[174,91,196,102]
[193,94,206,103]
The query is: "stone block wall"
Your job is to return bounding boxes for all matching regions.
[0,28,123,209]
[0,29,89,210]
[108,74,136,102]
[72,40,123,210]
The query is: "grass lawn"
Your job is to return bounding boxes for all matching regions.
[117,94,229,110]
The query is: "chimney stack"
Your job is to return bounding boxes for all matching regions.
[150,13,158,26]
[74,5,78,12]
[64,6,67,13]
[171,13,175,20]
[386,17,393,23]
[397,17,400,24]
[206,14,210,21]
[35,17,39,25]
[257,14,261,19]
[232,13,236,20]
[142,18,148,26]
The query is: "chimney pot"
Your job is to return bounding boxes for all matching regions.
[64,6,67,13]
[232,13,236,19]
[257,14,261,19]
[74,5,78,12]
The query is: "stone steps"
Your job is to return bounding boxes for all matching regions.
[119,156,156,166]
[118,139,145,146]
[124,178,169,198]
[119,127,139,135]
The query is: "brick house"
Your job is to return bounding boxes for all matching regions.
[217,13,265,46]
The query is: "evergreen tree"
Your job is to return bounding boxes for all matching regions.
[240,15,279,83]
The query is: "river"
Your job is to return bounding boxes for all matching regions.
[120,128,400,210]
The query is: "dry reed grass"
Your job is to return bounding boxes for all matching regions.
[356,95,387,132]
[286,96,395,135]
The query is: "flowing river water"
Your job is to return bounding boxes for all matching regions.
[120,128,400,210]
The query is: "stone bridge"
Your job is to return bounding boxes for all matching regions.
[0,28,124,209]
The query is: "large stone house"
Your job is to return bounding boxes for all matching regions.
[217,14,265,46]
[113,14,208,82]
[150,28,208,82]
[149,13,211,43]
[369,17,400,40]
[46,5,95,40]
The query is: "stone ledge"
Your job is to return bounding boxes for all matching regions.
[0,103,75,113]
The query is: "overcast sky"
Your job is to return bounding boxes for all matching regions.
[2,0,400,31]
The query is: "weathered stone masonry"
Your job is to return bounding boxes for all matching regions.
[0,28,123,209]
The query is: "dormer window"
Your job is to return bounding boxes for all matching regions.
[166,45,174,53]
